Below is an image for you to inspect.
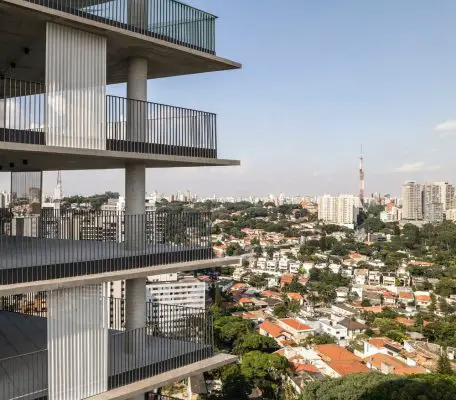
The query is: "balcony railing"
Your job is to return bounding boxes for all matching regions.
[0,209,212,285]
[0,298,214,399]
[0,77,218,158]
[106,95,217,158]
[24,0,216,54]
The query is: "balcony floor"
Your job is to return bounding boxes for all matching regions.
[0,311,213,400]
[0,236,211,284]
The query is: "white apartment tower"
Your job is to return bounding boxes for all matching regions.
[402,181,423,220]
[0,1,241,399]
[423,183,443,222]
[318,194,360,226]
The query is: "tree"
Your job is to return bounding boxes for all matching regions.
[266,246,275,259]
[437,352,454,376]
[214,285,222,308]
[221,364,251,400]
[301,333,336,347]
[233,333,279,355]
[364,217,385,233]
[301,372,456,400]
[240,351,289,398]
[226,243,243,256]
[283,279,306,294]
[214,316,253,348]
[361,299,371,307]
[254,245,263,258]
[273,303,289,318]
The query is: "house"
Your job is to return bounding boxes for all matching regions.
[382,274,396,287]
[382,291,397,306]
[398,291,414,305]
[319,319,348,341]
[259,321,286,341]
[287,292,304,305]
[331,303,357,318]
[415,292,431,309]
[368,271,382,286]
[239,297,255,307]
[281,274,295,289]
[261,290,282,299]
[233,267,248,281]
[362,337,404,359]
[335,287,349,303]
[278,318,314,342]
[315,344,368,377]
[242,310,266,324]
[354,269,369,285]
[338,318,368,339]
[366,353,426,375]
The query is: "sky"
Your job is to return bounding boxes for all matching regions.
[3,0,456,197]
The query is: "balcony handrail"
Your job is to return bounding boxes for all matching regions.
[106,94,216,116]
[0,77,218,158]
[23,0,217,54]
[0,209,213,285]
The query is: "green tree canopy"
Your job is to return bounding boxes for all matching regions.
[301,372,456,400]
[233,333,280,355]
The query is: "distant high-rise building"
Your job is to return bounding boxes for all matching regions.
[317,194,360,226]
[402,181,423,220]
[423,183,444,222]
[434,181,455,212]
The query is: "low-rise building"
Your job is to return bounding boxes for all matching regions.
[338,318,368,339]
[278,318,314,343]
[315,344,368,377]
[319,319,348,341]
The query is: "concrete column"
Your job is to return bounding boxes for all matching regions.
[124,59,148,400]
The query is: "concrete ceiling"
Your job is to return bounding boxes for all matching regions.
[0,1,241,86]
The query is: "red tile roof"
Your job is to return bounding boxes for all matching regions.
[287,292,304,301]
[259,321,283,338]
[316,344,360,362]
[326,360,369,376]
[280,318,312,332]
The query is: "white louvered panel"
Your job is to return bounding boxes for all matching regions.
[47,285,108,400]
[46,23,106,150]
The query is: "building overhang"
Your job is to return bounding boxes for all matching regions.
[86,353,238,400]
[0,256,242,295]
[0,0,241,84]
[0,142,240,170]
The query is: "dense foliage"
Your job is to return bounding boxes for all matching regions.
[301,373,456,400]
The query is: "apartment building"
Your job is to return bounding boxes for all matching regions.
[317,194,360,227]
[0,1,241,398]
[402,181,423,220]
[423,183,443,223]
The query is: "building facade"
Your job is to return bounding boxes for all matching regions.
[317,194,360,227]
[0,1,240,398]
[402,181,423,220]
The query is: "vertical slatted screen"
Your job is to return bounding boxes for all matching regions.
[46,23,107,150]
[47,285,108,400]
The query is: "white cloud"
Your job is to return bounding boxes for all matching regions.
[435,120,456,137]
[395,162,441,173]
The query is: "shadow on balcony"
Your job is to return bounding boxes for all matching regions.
[0,210,212,285]
[0,299,215,399]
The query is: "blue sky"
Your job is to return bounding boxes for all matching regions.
[8,0,456,197]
